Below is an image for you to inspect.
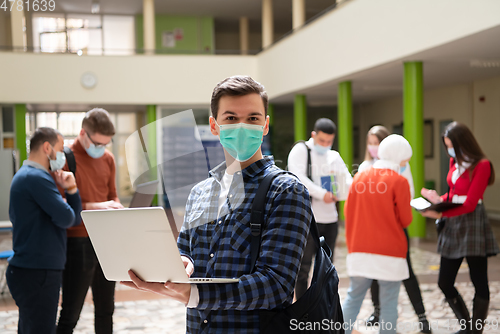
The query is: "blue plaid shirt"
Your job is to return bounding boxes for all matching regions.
[178,156,312,333]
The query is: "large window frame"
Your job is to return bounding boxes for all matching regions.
[0,106,15,150]
[32,13,135,55]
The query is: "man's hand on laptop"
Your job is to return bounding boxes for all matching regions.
[120,270,191,305]
[86,200,124,210]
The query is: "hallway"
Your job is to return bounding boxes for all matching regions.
[0,220,499,334]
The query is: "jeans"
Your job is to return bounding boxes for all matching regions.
[57,237,115,334]
[6,265,62,334]
[343,277,401,334]
[295,222,338,299]
[371,229,426,316]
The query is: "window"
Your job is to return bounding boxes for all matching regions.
[33,111,138,202]
[1,107,15,149]
[32,14,66,53]
[33,14,134,55]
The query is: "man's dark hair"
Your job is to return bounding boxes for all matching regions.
[82,108,115,136]
[29,127,61,152]
[210,76,268,119]
[313,118,336,135]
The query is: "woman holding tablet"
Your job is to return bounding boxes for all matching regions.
[420,122,499,334]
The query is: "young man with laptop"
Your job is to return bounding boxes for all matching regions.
[57,108,122,334]
[121,76,313,332]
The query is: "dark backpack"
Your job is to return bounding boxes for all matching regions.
[289,141,312,179]
[64,146,77,175]
[250,171,344,334]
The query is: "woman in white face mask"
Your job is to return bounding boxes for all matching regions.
[420,122,499,334]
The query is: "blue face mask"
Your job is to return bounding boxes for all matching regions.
[48,147,66,171]
[447,147,456,158]
[313,144,331,155]
[399,164,407,174]
[216,121,264,162]
[85,143,106,159]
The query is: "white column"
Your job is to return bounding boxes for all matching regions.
[239,17,249,55]
[143,0,156,54]
[292,0,306,30]
[11,8,26,51]
[262,0,273,49]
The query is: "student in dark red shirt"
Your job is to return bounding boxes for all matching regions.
[57,108,123,334]
[421,122,499,334]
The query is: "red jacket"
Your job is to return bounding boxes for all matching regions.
[345,168,413,259]
[441,158,491,217]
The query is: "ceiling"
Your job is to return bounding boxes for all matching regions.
[272,24,500,106]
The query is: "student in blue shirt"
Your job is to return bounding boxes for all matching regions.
[122,76,313,333]
[7,127,82,334]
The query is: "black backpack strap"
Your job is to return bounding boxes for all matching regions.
[64,146,76,175]
[290,141,312,179]
[304,142,312,180]
[250,172,279,272]
[249,170,317,272]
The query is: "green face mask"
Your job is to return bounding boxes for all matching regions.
[216,121,264,162]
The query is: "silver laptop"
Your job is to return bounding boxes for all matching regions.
[81,207,239,284]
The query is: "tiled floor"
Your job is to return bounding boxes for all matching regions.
[1,219,499,334]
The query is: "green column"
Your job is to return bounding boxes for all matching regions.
[338,82,353,173]
[338,81,353,221]
[267,103,274,153]
[146,105,158,205]
[15,104,27,164]
[404,62,425,238]
[268,103,274,128]
[294,95,307,142]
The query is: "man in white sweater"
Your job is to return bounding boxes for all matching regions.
[288,118,353,299]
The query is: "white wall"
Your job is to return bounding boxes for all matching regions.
[0,52,257,105]
[214,30,282,53]
[472,76,500,216]
[258,0,500,100]
[358,78,500,215]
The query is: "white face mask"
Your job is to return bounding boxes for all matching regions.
[313,144,331,155]
[48,146,66,171]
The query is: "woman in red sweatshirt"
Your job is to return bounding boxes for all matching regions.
[343,134,413,334]
[421,122,499,334]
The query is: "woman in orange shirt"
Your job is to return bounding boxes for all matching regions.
[343,134,413,334]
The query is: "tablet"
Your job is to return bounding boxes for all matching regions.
[411,197,462,213]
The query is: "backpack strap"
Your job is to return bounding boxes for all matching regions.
[290,141,312,179]
[249,170,320,272]
[64,146,77,176]
[304,142,312,180]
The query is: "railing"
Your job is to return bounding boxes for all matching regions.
[263,0,347,51]
[0,45,261,56]
[1,0,349,56]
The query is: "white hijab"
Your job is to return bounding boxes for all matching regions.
[373,134,413,172]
